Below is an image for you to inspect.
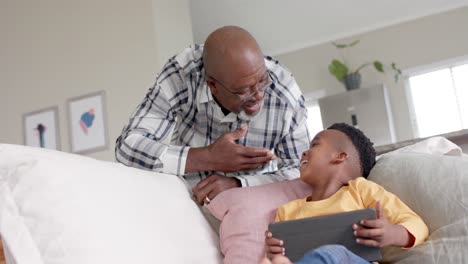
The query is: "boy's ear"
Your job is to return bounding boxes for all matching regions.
[332,151,349,163]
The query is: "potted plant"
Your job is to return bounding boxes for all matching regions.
[328,40,402,91]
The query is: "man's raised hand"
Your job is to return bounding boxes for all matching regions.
[186,126,276,173]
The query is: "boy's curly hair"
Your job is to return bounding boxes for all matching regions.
[327,123,376,178]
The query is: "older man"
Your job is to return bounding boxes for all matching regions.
[115,26,310,205]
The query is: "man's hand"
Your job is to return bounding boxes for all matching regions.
[192,174,241,205]
[186,126,276,174]
[353,201,414,248]
[265,230,285,259]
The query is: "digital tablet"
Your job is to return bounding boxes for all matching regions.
[268,208,381,262]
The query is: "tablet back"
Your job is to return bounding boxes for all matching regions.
[269,208,381,262]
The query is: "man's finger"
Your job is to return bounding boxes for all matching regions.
[193,175,214,193]
[237,163,266,171]
[197,189,213,205]
[242,156,276,165]
[228,126,248,141]
[191,180,213,205]
[195,181,215,205]
[240,146,275,158]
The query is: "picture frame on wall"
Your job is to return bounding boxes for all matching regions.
[23,106,61,150]
[67,91,109,154]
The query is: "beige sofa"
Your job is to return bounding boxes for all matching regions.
[0,140,467,264]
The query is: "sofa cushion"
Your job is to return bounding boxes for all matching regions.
[368,152,468,263]
[0,144,222,264]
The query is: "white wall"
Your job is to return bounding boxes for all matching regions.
[190,0,468,56]
[276,7,468,142]
[0,0,193,161]
[2,2,466,159]
[152,0,194,68]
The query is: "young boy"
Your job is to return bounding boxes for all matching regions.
[263,123,428,264]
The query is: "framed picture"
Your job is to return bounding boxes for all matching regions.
[23,106,61,150]
[67,91,109,154]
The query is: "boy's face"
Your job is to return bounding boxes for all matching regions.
[299,130,343,185]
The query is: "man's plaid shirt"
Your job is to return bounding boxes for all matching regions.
[115,45,311,187]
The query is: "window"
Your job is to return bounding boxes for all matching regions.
[306,101,323,139]
[408,62,468,138]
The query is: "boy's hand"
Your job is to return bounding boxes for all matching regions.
[260,255,293,264]
[265,230,285,259]
[353,201,412,247]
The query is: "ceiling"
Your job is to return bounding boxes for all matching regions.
[190,0,468,56]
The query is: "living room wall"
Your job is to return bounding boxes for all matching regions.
[2,3,466,160]
[0,0,193,161]
[277,7,468,143]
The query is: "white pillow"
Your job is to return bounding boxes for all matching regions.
[368,152,468,263]
[382,136,462,157]
[0,144,222,264]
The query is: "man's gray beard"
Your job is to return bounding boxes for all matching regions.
[237,100,264,121]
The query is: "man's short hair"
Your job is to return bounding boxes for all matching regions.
[327,123,376,178]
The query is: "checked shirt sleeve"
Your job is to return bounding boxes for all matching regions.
[115,60,189,176]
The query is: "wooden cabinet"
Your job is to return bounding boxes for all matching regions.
[318,84,396,146]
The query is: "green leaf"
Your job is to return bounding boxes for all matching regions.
[329,59,349,81]
[329,40,401,84]
[332,42,347,49]
[374,61,384,73]
[332,40,360,49]
[348,40,360,47]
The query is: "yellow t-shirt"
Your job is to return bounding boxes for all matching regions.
[275,177,428,247]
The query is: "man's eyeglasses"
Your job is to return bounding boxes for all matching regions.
[207,71,272,103]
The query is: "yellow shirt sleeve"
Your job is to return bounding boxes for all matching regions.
[274,207,283,222]
[351,178,429,247]
[274,199,301,222]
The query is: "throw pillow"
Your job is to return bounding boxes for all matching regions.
[207,179,312,264]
